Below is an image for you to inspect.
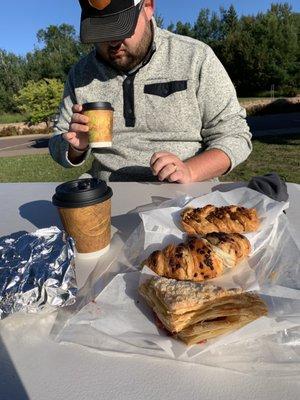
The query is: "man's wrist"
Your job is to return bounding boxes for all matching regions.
[185,149,231,182]
[69,143,89,154]
[183,162,195,182]
[184,158,201,182]
[68,143,89,165]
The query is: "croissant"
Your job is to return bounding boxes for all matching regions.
[143,233,250,282]
[205,232,251,264]
[181,205,259,235]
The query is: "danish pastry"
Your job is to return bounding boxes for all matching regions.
[181,205,259,235]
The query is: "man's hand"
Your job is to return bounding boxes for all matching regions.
[150,149,231,183]
[62,104,89,151]
[150,152,193,183]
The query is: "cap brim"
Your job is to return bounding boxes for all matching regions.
[80,5,140,44]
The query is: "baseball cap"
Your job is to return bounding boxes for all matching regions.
[79,0,145,44]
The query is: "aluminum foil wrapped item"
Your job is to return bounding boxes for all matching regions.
[0,227,77,319]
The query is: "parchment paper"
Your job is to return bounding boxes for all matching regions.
[56,188,300,375]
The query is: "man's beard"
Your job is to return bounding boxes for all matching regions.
[95,22,152,72]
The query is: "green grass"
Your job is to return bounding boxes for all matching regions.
[222,135,300,184]
[0,154,94,182]
[0,113,27,124]
[0,135,299,183]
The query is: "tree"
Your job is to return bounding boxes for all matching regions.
[294,12,300,89]
[1,4,300,116]
[174,21,194,37]
[193,9,222,47]
[193,9,212,43]
[1,23,91,115]
[14,78,64,125]
[191,3,299,95]
[167,22,175,32]
[155,13,164,28]
[220,4,238,36]
[25,24,92,82]
[167,21,194,37]
[0,50,26,112]
[219,3,299,94]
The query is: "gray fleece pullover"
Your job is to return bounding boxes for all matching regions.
[49,19,252,182]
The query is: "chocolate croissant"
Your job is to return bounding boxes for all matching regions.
[143,233,251,282]
[181,205,259,235]
[205,232,251,264]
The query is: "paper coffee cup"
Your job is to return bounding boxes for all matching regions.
[82,102,114,148]
[52,178,113,255]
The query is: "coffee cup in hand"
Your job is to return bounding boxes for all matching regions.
[82,102,114,148]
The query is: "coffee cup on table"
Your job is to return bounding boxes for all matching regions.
[82,102,114,148]
[52,178,113,256]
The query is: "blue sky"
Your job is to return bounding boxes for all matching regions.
[0,0,299,55]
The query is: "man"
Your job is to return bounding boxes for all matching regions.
[49,0,252,182]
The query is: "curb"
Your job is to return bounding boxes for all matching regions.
[0,148,49,158]
[0,134,51,141]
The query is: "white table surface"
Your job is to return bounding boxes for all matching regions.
[0,181,300,400]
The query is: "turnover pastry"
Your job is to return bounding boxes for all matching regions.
[181,205,259,235]
[139,276,267,345]
[143,233,250,282]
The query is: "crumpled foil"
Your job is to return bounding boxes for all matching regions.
[0,227,77,319]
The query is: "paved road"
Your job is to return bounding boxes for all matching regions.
[247,112,300,136]
[0,135,49,157]
[0,112,299,157]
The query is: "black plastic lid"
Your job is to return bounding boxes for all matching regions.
[82,102,114,111]
[52,178,113,208]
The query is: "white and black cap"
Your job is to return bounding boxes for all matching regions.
[79,0,144,44]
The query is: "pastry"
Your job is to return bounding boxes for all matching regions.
[181,205,259,235]
[139,277,267,345]
[204,232,251,264]
[143,233,250,282]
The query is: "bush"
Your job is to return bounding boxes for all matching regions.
[0,125,52,137]
[248,87,299,98]
[21,127,52,135]
[246,98,300,116]
[277,86,298,97]
[0,127,20,137]
[14,78,63,126]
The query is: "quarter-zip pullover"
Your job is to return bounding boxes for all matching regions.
[49,20,252,182]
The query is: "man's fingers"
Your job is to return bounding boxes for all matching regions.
[149,152,190,183]
[168,170,184,183]
[63,131,89,150]
[150,152,173,167]
[63,132,76,141]
[69,123,89,133]
[71,112,89,124]
[157,163,178,181]
[72,104,83,113]
[152,156,179,176]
